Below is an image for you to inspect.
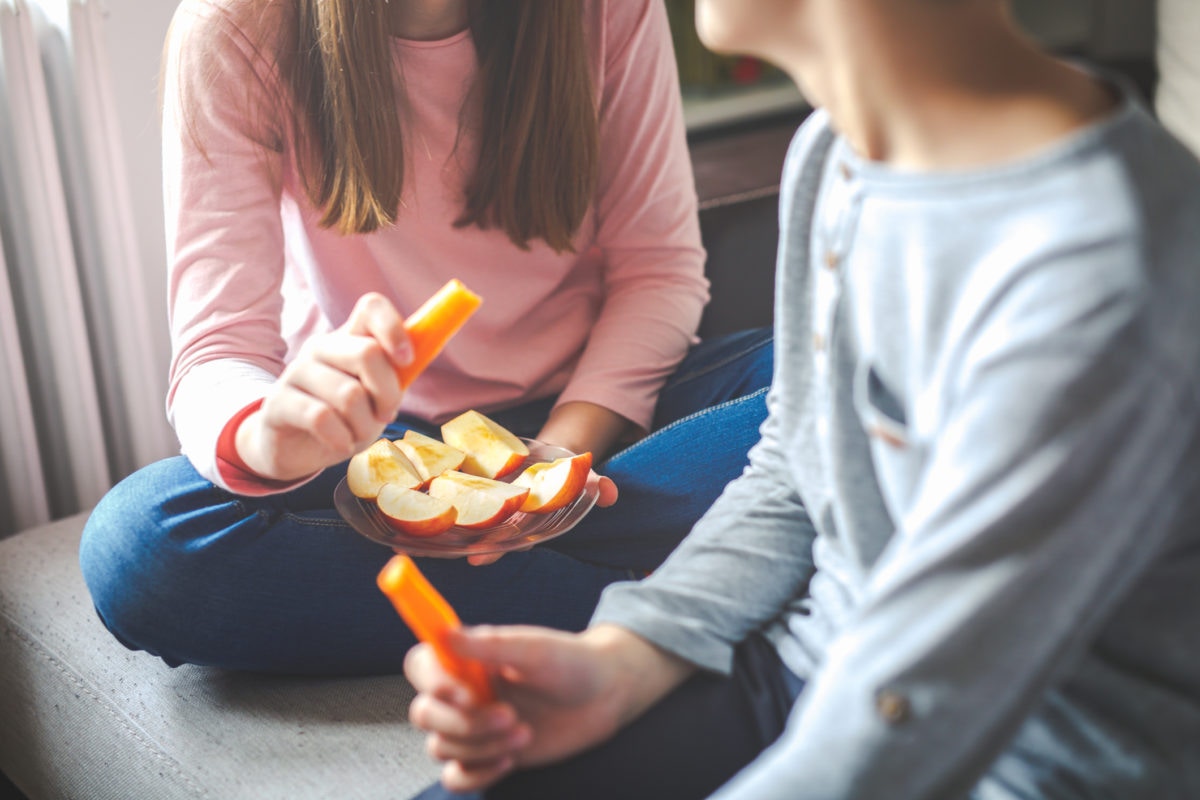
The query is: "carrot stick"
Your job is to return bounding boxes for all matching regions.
[377,554,494,702]
[398,279,483,389]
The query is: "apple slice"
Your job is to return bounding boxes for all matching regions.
[347,439,423,500]
[427,470,530,529]
[511,452,593,514]
[440,410,529,479]
[395,430,467,486]
[377,484,459,537]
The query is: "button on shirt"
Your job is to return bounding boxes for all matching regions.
[594,85,1200,799]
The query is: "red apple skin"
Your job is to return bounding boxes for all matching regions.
[440,410,529,480]
[428,471,530,529]
[395,431,467,486]
[376,484,458,537]
[513,452,593,514]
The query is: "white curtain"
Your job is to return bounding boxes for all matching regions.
[1158,0,1200,156]
[0,0,173,538]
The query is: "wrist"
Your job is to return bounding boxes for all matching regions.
[537,401,632,459]
[232,408,267,476]
[582,624,694,727]
[217,399,271,480]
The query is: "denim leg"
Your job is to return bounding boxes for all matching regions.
[79,329,773,674]
[547,328,774,572]
[79,456,628,676]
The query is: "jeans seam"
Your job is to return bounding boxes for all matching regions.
[611,386,770,465]
[668,334,773,389]
[227,493,351,529]
[282,512,352,529]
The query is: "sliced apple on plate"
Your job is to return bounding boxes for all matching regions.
[511,452,593,514]
[377,484,459,537]
[428,470,530,529]
[347,439,424,500]
[440,410,529,479]
[395,430,467,486]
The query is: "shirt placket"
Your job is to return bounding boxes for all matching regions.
[811,155,863,451]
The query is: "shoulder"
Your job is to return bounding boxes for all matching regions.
[782,110,835,182]
[943,107,1200,392]
[167,0,289,68]
[778,110,836,222]
[585,0,671,66]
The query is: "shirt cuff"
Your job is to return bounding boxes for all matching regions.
[214,397,316,496]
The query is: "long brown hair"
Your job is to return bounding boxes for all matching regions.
[284,0,598,251]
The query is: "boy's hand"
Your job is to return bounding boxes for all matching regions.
[236,293,411,482]
[405,624,693,793]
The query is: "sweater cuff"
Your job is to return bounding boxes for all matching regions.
[215,398,311,495]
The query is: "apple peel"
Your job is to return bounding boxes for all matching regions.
[512,452,593,514]
[428,470,530,529]
[377,484,458,537]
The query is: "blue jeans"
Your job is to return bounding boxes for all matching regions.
[80,329,773,676]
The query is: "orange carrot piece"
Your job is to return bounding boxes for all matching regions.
[377,554,494,702]
[398,279,483,389]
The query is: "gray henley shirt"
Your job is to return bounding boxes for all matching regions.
[592,84,1200,799]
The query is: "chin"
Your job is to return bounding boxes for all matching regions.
[694,0,745,55]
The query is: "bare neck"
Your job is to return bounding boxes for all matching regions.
[388,0,469,40]
[784,1,1117,170]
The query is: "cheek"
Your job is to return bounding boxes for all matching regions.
[695,0,752,54]
[695,0,790,57]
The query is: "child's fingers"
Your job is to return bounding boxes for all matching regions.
[440,757,516,795]
[342,292,413,368]
[446,625,571,686]
[405,641,479,707]
[262,384,357,454]
[302,335,403,423]
[426,721,531,763]
[596,475,618,507]
[409,692,518,743]
[282,360,378,440]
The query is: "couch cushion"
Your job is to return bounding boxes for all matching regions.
[0,513,438,799]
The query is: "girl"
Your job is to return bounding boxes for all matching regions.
[79,0,773,675]
[402,0,1200,798]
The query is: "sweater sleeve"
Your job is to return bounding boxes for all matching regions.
[711,246,1200,799]
[554,0,710,431]
[161,1,297,494]
[591,385,820,674]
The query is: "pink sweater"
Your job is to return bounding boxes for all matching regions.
[161,0,709,493]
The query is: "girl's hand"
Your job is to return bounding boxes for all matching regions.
[236,293,412,482]
[405,624,693,793]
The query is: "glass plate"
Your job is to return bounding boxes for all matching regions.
[334,438,599,557]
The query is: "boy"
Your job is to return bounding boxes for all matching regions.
[406,0,1200,797]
